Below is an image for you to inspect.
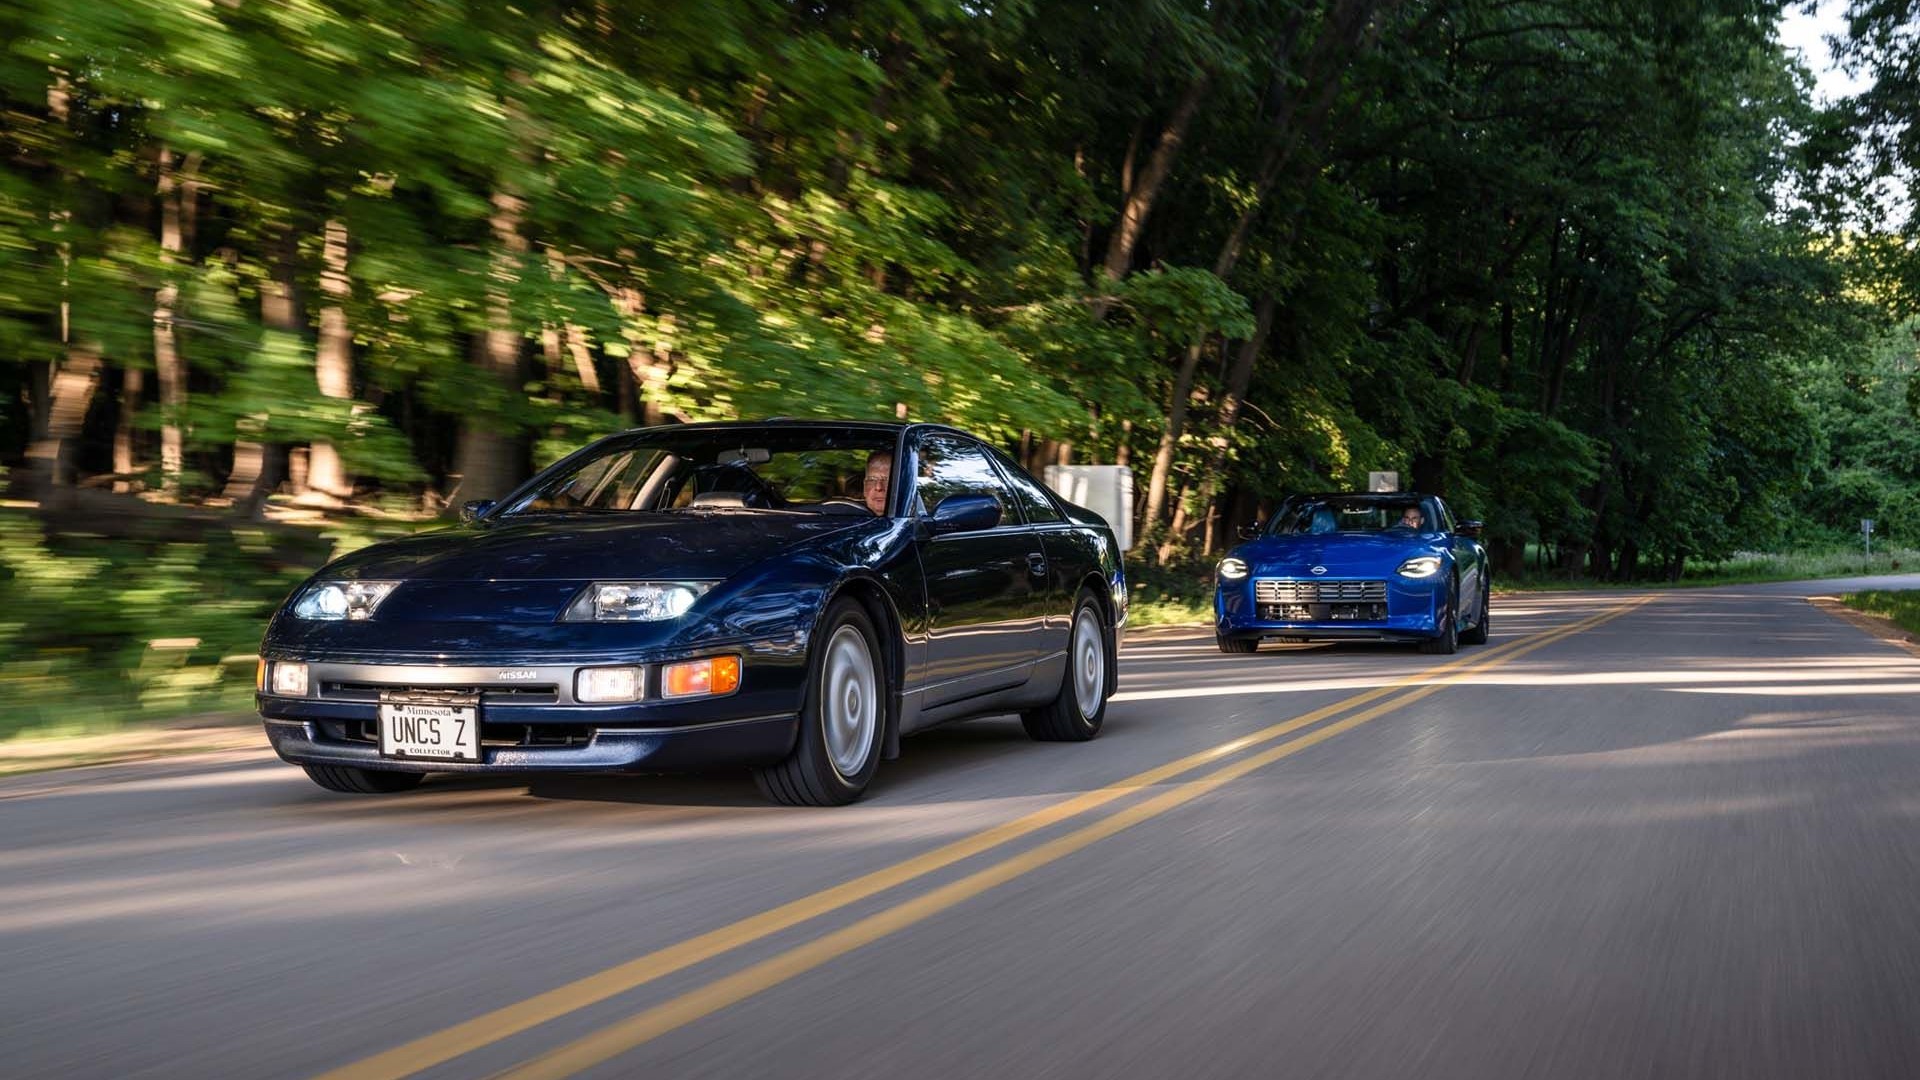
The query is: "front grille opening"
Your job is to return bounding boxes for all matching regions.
[318,719,596,749]
[1259,602,1388,622]
[320,682,560,706]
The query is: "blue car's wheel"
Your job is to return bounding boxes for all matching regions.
[1460,578,1490,645]
[1418,580,1459,655]
[1216,634,1258,654]
[754,598,886,806]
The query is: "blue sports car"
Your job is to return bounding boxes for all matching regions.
[1213,492,1489,655]
[256,420,1125,805]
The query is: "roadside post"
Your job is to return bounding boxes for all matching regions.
[1863,518,1875,556]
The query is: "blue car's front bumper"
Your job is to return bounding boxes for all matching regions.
[1215,575,1448,642]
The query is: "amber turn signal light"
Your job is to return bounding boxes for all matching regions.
[662,655,741,698]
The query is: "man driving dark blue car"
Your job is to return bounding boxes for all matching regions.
[256,421,1126,806]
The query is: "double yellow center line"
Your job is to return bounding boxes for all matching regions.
[321,595,1649,1080]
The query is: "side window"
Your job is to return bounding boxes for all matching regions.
[991,452,1063,525]
[914,434,1014,522]
[1430,498,1455,533]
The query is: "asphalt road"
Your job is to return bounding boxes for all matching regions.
[7,577,1920,1079]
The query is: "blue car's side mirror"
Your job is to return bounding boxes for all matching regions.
[929,494,1002,535]
[1456,519,1484,539]
[460,499,497,523]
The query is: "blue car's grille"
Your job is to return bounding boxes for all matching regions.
[1254,579,1388,603]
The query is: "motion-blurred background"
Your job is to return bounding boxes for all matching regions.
[3,0,1919,743]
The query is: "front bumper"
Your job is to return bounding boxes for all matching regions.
[261,712,797,773]
[1215,576,1447,641]
[256,649,805,774]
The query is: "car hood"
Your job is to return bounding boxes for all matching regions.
[325,512,867,583]
[1234,532,1441,576]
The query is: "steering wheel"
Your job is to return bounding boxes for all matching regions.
[690,462,784,509]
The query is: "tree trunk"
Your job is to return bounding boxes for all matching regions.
[1198,294,1277,552]
[1143,338,1205,543]
[1090,71,1210,314]
[154,146,189,494]
[28,73,71,476]
[113,367,144,491]
[454,185,530,502]
[229,215,293,515]
[21,344,100,501]
[307,217,355,502]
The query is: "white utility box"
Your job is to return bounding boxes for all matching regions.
[1044,464,1135,551]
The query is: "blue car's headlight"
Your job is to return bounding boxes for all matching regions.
[563,581,714,622]
[1217,557,1249,582]
[292,580,401,620]
[1396,556,1443,578]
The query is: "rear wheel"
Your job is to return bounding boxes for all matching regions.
[1216,634,1258,654]
[302,764,425,794]
[1460,578,1490,645]
[1418,581,1460,655]
[1022,592,1111,742]
[754,599,886,806]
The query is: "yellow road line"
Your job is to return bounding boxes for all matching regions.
[498,595,1652,1080]
[317,600,1638,1080]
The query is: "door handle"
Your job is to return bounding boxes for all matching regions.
[1026,552,1048,576]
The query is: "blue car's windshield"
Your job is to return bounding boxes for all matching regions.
[499,429,898,516]
[1273,497,1437,535]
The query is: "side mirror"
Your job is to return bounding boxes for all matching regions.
[1237,522,1263,540]
[460,499,497,523]
[1456,519,1484,539]
[928,494,1002,535]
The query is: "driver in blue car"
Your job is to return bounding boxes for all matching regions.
[863,450,893,515]
[1399,506,1425,531]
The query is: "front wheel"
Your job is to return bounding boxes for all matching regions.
[302,764,425,794]
[1023,592,1111,741]
[1418,582,1460,655]
[1459,578,1490,645]
[754,598,886,806]
[1217,634,1258,654]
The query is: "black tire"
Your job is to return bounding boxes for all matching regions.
[302,764,425,794]
[1023,591,1112,741]
[754,598,887,806]
[1459,578,1490,645]
[1217,634,1259,654]
[1419,580,1460,655]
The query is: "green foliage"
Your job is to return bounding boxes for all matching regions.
[4,0,1920,736]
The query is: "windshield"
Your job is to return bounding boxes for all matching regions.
[1272,497,1439,535]
[498,428,898,517]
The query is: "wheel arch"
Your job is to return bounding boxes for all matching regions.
[1076,571,1119,701]
[821,574,908,760]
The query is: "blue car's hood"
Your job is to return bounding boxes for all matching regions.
[1235,531,1440,575]
[326,511,866,583]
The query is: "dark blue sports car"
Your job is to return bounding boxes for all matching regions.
[1213,492,1489,655]
[256,420,1125,805]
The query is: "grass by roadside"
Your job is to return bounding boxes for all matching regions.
[1498,547,1920,592]
[1838,590,1920,636]
[0,506,425,743]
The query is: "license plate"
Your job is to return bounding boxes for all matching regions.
[379,699,480,762]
